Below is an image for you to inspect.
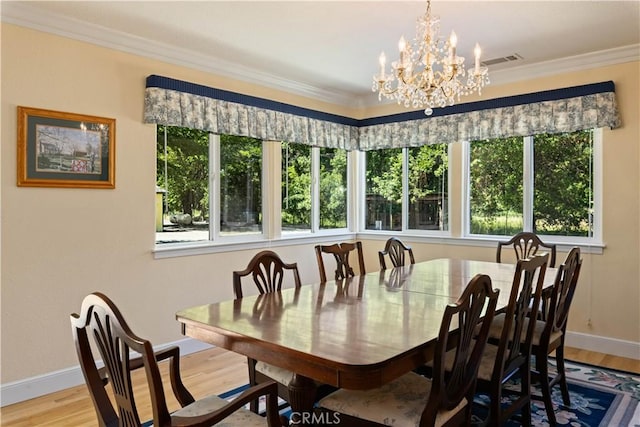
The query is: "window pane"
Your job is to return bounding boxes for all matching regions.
[534,130,593,237]
[469,137,523,235]
[220,135,262,236]
[320,148,347,229]
[156,126,209,244]
[408,144,448,231]
[282,142,311,232]
[365,149,402,231]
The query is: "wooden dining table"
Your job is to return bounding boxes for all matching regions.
[176,258,556,417]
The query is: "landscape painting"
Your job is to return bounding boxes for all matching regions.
[17,106,115,188]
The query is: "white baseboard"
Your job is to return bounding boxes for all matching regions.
[2,333,638,407]
[0,338,213,407]
[565,331,640,360]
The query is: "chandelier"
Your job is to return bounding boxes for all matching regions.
[373,0,489,115]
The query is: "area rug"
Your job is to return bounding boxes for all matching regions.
[218,359,639,426]
[473,359,640,426]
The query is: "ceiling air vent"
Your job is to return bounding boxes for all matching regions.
[481,53,523,67]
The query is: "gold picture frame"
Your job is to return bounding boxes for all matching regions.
[17,106,115,188]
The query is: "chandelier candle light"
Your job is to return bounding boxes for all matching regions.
[373,0,489,115]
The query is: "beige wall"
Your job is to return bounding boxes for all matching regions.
[1,23,638,386]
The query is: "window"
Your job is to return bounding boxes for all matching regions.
[319,147,348,229]
[364,144,449,232]
[467,129,600,240]
[156,126,209,244]
[408,144,448,231]
[281,142,311,233]
[281,143,348,234]
[218,135,263,237]
[156,126,264,244]
[468,137,523,235]
[365,148,402,231]
[157,126,349,247]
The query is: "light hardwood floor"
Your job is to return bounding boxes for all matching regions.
[2,346,638,426]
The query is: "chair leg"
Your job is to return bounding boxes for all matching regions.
[537,355,557,425]
[489,382,503,427]
[520,365,532,427]
[555,346,571,406]
[248,360,260,413]
[249,384,259,413]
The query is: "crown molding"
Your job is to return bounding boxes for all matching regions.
[0,2,355,106]
[2,2,638,110]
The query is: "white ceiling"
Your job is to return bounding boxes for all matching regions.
[2,1,639,107]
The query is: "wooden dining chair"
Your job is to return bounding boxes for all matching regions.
[530,247,582,423]
[233,250,305,415]
[496,231,557,268]
[317,274,500,427]
[315,241,365,283]
[70,292,280,427]
[378,236,416,269]
[475,253,548,427]
[233,250,302,298]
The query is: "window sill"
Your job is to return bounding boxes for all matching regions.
[357,231,605,254]
[154,231,605,259]
[153,231,356,259]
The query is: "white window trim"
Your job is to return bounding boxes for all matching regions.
[154,130,604,259]
[462,129,604,247]
[280,145,352,237]
[358,145,452,236]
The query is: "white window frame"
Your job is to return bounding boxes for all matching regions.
[280,144,352,239]
[211,134,268,243]
[462,128,603,246]
[358,144,452,236]
[154,131,353,259]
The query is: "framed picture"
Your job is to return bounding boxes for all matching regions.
[17,106,115,188]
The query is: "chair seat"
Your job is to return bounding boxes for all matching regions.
[256,361,325,388]
[318,371,467,427]
[256,361,295,386]
[425,341,512,383]
[489,313,563,347]
[476,343,500,381]
[170,393,268,427]
[424,340,497,383]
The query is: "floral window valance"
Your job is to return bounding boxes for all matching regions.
[144,75,360,150]
[357,81,621,150]
[144,76,621,151]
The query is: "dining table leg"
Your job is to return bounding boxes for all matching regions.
[287,373,317,425]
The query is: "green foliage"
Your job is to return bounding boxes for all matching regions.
[534,131,593,236]
[408,144,448,201]
[365,145,448,230]
[157,124,593,238]
[365,149,402,230]
[157,127,263,227]
[220,134,262,227]
[469,131,593,236]
[470,136,523,222]
[280,144,348,229]
[319,148,347,228]
[366,148,403,202]
[156,126,209,218]
[281,142,311,228]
